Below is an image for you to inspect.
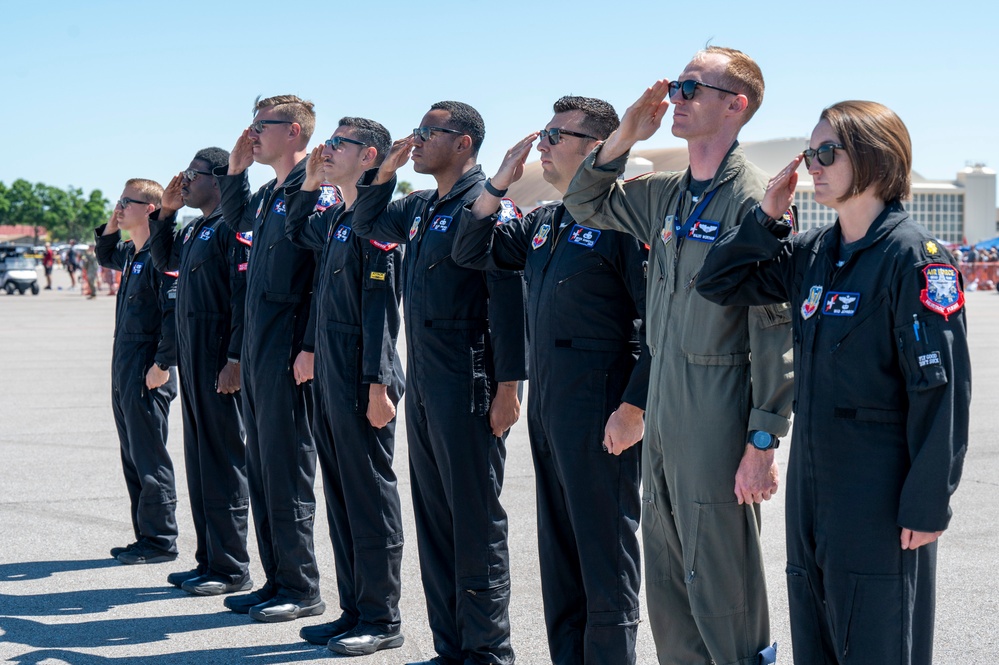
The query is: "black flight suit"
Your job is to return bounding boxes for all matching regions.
[148,207,250,584]
[95,226,179,555]
[697,202,971,665]
[285,184,406,632]
[351,166,529,665]
[215,159,321,602]
[453,201,650,665]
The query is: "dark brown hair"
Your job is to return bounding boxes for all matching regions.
[820,100,912,203]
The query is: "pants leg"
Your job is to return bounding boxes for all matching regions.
[242,369,276,588]
[178,378,209,573]
[112,387,142,543]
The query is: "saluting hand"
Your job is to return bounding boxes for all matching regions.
[373,136,416,185]
[596,79,671,166]
[761,154,802,219]
[491,132,540,190]
[161,174,184,217]
[228,129,255,176]
[303,144,327,192]
[105,209,122,234]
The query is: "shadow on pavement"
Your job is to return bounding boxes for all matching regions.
[0,610,257,649]
[0,559,120,581]
[5,643,326,664]
[0,586,183,616]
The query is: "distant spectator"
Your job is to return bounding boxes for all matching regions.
[42,242,54,290]
[80,245,98,299]
[65,240,79,289]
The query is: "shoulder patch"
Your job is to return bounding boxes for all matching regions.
[236,231,253,247]
[496,198,522,225]
[920,263,964,320]
[315,184,342,212]
[370,239,399,251]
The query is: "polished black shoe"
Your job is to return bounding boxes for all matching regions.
[117,544,178,565]
[405,658,458,665]
[328,624,404,655]
[166,569,202,588]
[223,584,277,614]
[248,595,325,623]
[300,614,357,645]
[182,574,253,596]
[110,542,139,558]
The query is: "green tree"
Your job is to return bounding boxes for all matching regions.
[395,180,413,197]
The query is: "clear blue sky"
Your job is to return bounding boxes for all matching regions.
[2,0,996,203]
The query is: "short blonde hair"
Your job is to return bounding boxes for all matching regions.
[696,46,764,124]
[255,94,316,145]
[125,178,163,206]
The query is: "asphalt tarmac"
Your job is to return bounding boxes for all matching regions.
[1,268,996,663]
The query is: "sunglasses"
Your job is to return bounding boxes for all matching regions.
[116,196,147,209]
[182,168,213,181]
[538,127,597,145]
[802,143,845,168]
[413,126,463,142]
[249,119,292,133]
[668,79,739,101]
[324,136,366,150]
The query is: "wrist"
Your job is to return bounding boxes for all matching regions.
[484,178,509,197]
[302,177,322,192]
[496,381,519,391]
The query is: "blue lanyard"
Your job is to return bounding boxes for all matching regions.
[673,189,717,240]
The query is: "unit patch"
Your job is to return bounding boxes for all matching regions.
[273,199,286,216]
[497,198,521,225]
[567,224,600,248]
[333,225,351,243]
[236,231,253,247]
[316,184,341,211]
[198,227,215,241]
[532,223,551,250]
[131,262,144,275]
[409,217,421,240]
[429,215,452,233]
[687,219,720,243]
[801,285,823,320]
[183,226,195,244]
[823,291,860,316]
[920,263,964,320]
[661,228,674,246]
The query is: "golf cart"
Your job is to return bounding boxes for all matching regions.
[0,255,40,295]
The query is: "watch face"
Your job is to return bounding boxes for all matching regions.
[751,431,772,450]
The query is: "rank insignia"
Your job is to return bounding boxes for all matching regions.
[429,215,452,233]
[183,226,195,244]
[823,291,860,316]
[333,225,351,243]
[688,219,720,243]
[316,184,341,212]
[532,223,551,250]
[236,231,253,247]
[198,227,214,241]
[409,217,421,240]
[273,199,286,216]
[801,285,823,320]
[497,198,521,225]
[567,224,600,248]
[920,263,964,320]
[132,262,144,275]
[925,241,939,255]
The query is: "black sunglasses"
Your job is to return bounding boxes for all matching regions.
[325,136,366,150]
[413,126,463,142]
[668,79,739,101]
[538,127,597,145]
[802,143,845,168]
[182,168,213,181]
[116,196,147,209]
[249,119,292,133]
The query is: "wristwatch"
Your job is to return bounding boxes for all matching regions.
[155,361,170,371]
[748,430,779,450]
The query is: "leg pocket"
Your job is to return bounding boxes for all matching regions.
[841,573,903,663]
[685,501,748,618]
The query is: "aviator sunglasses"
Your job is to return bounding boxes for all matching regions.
[802,143,845,168]
[413,126,463,142]
[537,127,597,145]
[325,136,366,149]
[668,79,739,100]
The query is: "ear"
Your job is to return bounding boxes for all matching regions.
[456,134,472,154]
[289,122,302,139]
[362,146,377,166]
[728,94,749,117]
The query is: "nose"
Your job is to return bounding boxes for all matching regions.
[322,144,335,159]
[537,135,550,153]
[806,153,822,176]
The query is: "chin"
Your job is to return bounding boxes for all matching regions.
[412,162,429,175]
